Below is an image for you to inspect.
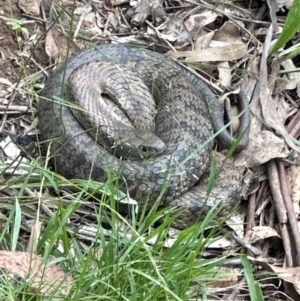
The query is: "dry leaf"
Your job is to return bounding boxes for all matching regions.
[74,4,103,35]
[208,267,240,288]
[243,226,280,244]
[131,0,165,26]
[0,251,73,296]
[160,16,190,45]
[107,11,120,29]
[242,169,255,199]
[167,43,247,62]
[226,215,245,238]
[74,3,92,15]
[254,27,270,36]
[194,31,214,50]
[45,25,76,61]
[18,0,41,16]
[82,12,99,29]
[109,0,130,5]
[0,77,13,86]
[266,264,300,295]
[275,95,298,124]
[286,165,300,214]
[0,135,21,160]
[184,11,218,32]
[260,26,299,152]
[234,131,289,168]
[260,81,298,151]
[247,54,260,80]
[45,26,62,58]
[274,60,300,94]
[277,0,294,9]
[281,60,300,90]
[218,61,231,86]
[213,21,243,44]
[247,98,263,137]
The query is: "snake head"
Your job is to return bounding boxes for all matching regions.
[112,129,166,160]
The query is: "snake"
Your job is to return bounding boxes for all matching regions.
[65,59,167,160]
[38,43,250,229]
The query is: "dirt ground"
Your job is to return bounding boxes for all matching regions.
[0,0,49,129]
[1,0,300,299]
[0,1,23,84]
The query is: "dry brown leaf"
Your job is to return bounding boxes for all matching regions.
[266,264,300,295]
[106,0,128,6]
[247,54,260,80]
[0,77,13,86]
[286,165,300,214]
[81,12,98,29]
[260,26,299,152]
[18,0,41,16]
[274,60,300,95]
[20,118,37,135]
[226,215,245,239]
[260,83,298,151]
[0,135,21,159]
[281,60,300,90]
[61,0,78,5]
[208,267,240,288]
[194,31,214,50]
[217,61,231,86]
[74,3,93,15]
[234,130,289,168]
[110,0,130,5]
[241,169,255,199]
[213,21,243,44]
[45,25,77,61]
[277,0,294,9]
[131,0,165,26]
[167,43,247,62]
[160,16,190,45]
[275,95,298,124]
[107,11,120,29]
[73,4,103,36]
[184,11,218,32]
[45,26,62,58]
[246,97,263,138]
[243,226,280,244]
[0,251,73,296]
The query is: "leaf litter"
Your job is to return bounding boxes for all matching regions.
[0,0,300,299]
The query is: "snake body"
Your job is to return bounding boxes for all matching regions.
[66,60,167,159]
[39,44,250,228]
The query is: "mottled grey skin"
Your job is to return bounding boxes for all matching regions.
[39,44,250,228]
[67,60,166,159]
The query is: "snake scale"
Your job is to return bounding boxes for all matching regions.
[39,44,250,229]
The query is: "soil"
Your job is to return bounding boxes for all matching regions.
[0,1,297,299]
[0,1,49,145]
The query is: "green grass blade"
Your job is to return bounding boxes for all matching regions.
[11,199,21,251]
[269,0,300,55]
[241,255,264,301]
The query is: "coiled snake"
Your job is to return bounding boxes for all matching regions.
[39,44,250,228]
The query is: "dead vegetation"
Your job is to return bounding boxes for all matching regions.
[1,0,300,300]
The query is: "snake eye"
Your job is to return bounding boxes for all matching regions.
[139,146,156,156]
[140,146,149,153]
